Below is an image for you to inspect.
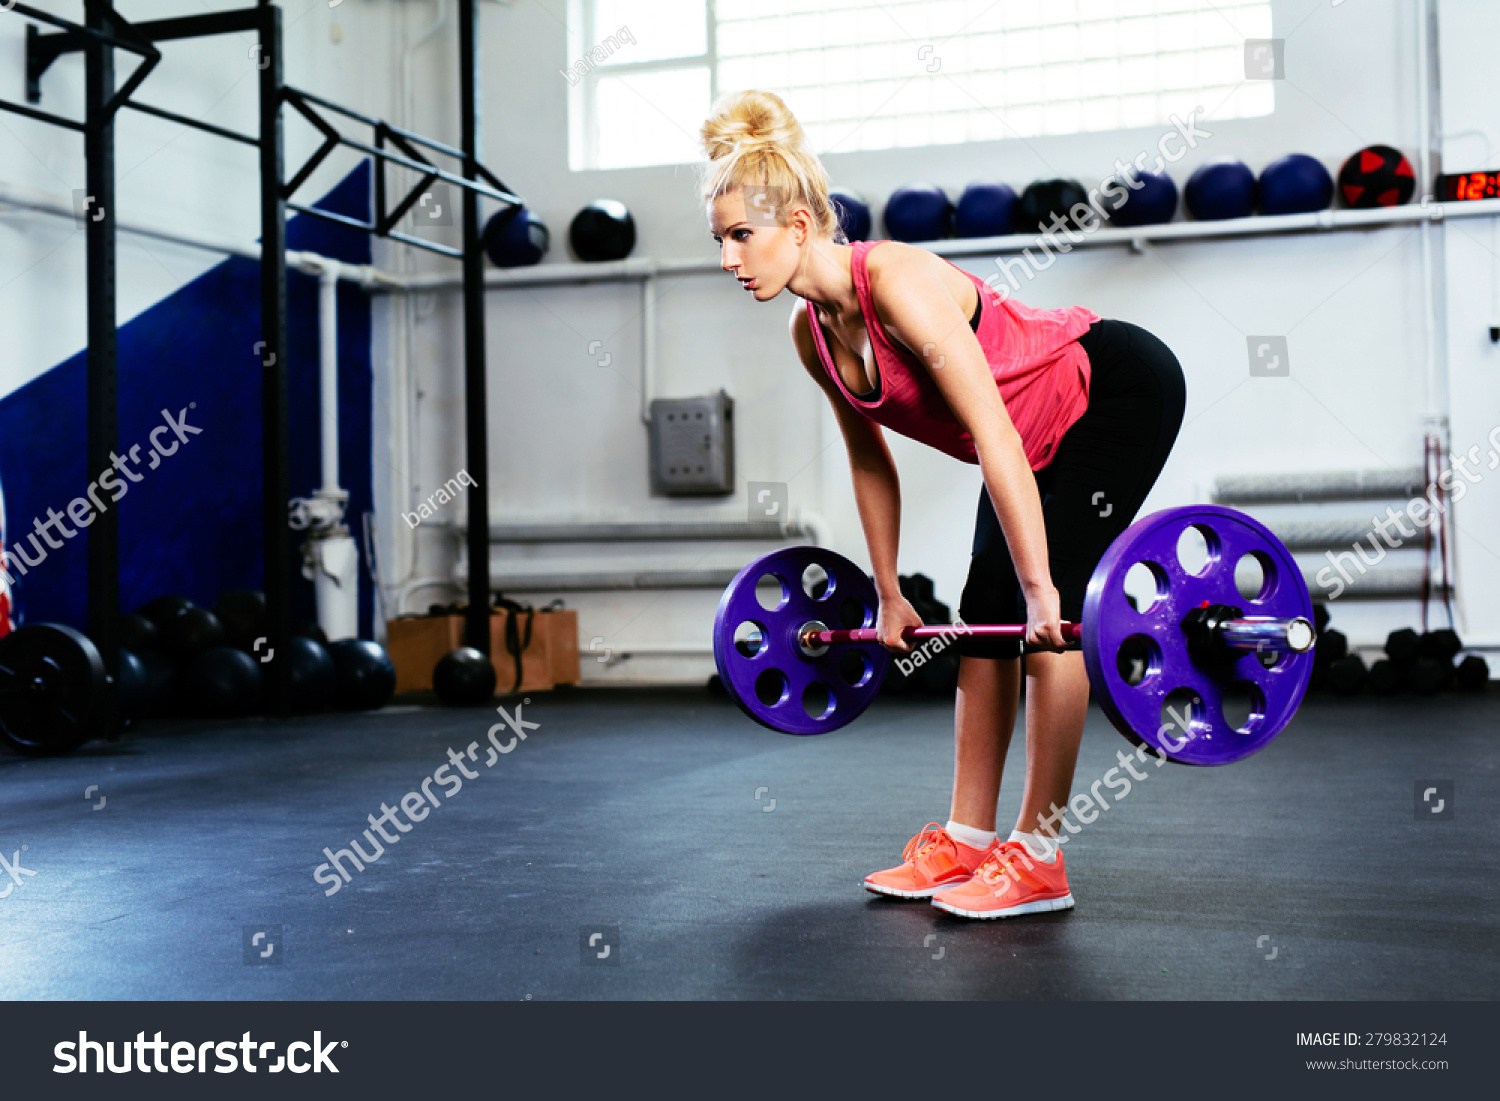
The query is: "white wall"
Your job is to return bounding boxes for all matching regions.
[5,2,1496,680]
[385,0,1500,681]
[0,0,406,396]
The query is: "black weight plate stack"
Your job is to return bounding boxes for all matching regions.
[0,623,107,757]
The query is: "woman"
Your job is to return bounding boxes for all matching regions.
[701,91,1186,920]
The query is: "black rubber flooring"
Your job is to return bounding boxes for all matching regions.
[1,688,1495,1000]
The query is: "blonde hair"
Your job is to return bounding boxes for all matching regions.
[699,90,845,244]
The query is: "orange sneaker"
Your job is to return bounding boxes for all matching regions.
[863,822,997,899]
[930,840,1074,919]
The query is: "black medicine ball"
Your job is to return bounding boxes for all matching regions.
[1013,179,1090,234]
[569,200,636,262]
[433,647,496,705]
[1338,145,1416,208]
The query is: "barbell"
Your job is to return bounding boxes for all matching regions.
[713,505,1316,765]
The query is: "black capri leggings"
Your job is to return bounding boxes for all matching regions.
[956,319,1187,659]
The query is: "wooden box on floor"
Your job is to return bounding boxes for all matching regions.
[386,611,554,695]
[488,609,553,695]
[540,607,580,686]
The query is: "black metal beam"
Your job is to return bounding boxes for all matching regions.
[19,1,161,111]
[459,0,490,654]
[0,94,87,132]
[258,3,290,717]
[281,89,520,208]
[285,203,466,259]
[113,8,261,43]
[124,99,258,147]
[84,2,119,738]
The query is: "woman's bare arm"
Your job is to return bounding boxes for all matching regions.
[863,246,1067,649]
[789,304,921,649]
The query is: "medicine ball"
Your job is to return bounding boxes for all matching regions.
[137,650,178,716]
[282,635,336,712]
[1338,144,1416,208]
[214,589,266,652]
[884,183,952,242]
[138,594,194,630]
[186,646,263,718]
[829,188,872,242]
[1108,171,1178,227]
[569,200,636,262]
[1258,154,1333,215]
[484,206,550,268]
[158,606,227,666]
[327,639,397,711]
[433,646,496,705]
[1013,179,1090,234]
[119,613,159,654]
[117,647,150,719]
[292,620,329,647]
[1184,160,1256,221]
[954,182,1018,238]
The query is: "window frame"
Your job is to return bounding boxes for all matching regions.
[571,0,719,172]
[572,0,1270,172]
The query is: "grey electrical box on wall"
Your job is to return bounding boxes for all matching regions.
[649,390,734,496]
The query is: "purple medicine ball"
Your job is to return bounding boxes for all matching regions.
[1184,160,1257,221]
[954,182,1018,238]
[883,183,953,242]
[1258,154,1334,215]
[1108,171,1178,227]
[829,188,872,242]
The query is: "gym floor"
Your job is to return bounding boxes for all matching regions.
[3,688,1495,1001]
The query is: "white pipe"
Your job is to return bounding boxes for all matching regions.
[369,200,1500,293]
[0,179,403,286]
[9,177,1500,296]
[402,0,450,141]
[1417,0,1442,423]
[641,272,656,424]
[389,1,448,615]
[319,266,341,494]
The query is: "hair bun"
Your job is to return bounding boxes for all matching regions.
[699,90,843,244]
[700,90,801,162]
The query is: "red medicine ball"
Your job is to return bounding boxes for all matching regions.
[1337,145,1416,208]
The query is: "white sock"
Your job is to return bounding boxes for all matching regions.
[1009,829,1059,864]
[944,820,997,851]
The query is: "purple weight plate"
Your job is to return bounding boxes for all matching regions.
[1082,505,1312,765]
[713,546,889,735]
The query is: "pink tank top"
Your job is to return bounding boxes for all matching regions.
[807,240,1099,471]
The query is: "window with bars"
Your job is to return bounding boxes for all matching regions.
[566,0,1274,172]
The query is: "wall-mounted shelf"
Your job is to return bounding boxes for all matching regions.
[374,197,1500,293]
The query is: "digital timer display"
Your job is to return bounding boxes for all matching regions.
[1436,170,1500,201]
